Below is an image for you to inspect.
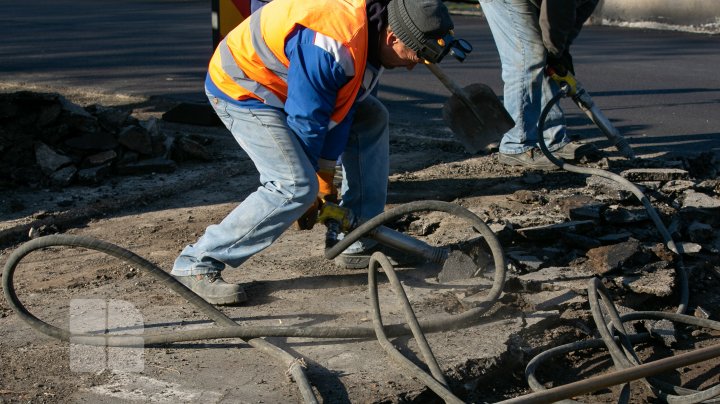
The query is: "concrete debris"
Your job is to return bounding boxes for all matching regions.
[438,250,481,283]
[0,91,213,188]
[586,238,642,275]
[694,306,710,319]
[618,264,676,297]
[661,180,695,195]
[644,319,677,348]
[620,168,689,182]
[602,205,650,224]
[681,190,720,210]
[516,220,595,241]
[517,266,596,294]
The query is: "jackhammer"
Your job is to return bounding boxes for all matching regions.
[317,201,450,264]
[546,66,636,159]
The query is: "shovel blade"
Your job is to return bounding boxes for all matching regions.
[442,83,514,153]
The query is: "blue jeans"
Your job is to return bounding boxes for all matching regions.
[480,0,569,155]
[172,93,389,275]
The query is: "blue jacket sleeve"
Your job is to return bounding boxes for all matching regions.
[284,28,355,169]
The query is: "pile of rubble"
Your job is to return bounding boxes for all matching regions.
[470,156,720,309]
[0,91,213,188]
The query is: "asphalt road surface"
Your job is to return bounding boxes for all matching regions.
[2,0,719,156]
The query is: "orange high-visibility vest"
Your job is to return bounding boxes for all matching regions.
[208,0,368,128]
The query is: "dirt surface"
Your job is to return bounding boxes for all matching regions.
[1,86,719,403]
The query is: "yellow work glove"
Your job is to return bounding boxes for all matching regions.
[294,159,338,230]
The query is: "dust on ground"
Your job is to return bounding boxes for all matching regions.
[1,87,719,403]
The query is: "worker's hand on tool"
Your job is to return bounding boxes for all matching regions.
[295,159,338,230]
[546,49,574,75]
[546,49,577,95]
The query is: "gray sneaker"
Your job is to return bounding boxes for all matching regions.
[498,149,559,170]
[173,272,247,305]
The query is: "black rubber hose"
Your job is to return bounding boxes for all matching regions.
[536,87,688,314]
[3,202,507,402]
[520,86,717,404]
[2,234,319,403]
[369,252,463,403]
[3,229,505,343]
[325,200,507,309]
[512,337,720,404]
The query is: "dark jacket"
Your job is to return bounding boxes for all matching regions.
[538,0,599,57]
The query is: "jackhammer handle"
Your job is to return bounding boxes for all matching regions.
[425,63,485,126]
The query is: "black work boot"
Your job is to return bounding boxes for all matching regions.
[173,272,247,305]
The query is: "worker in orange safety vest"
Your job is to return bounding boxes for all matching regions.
[172,0,468,305]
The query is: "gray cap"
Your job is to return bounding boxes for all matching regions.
[387,0,454,62]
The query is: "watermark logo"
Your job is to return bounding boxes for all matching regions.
[69,299,144,372]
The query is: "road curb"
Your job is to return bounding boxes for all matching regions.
[594,0,720,28]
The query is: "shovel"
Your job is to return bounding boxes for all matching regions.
[426,63,514,153]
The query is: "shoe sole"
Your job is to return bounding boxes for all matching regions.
[498,154,558,170]
[202,290,248,305]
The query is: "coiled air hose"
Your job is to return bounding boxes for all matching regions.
[514,85,720,403]
[3,200,507,402]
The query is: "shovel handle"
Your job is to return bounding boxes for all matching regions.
[425,63,485,126]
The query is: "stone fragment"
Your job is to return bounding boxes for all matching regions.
[34,142,73,175]
[58,95,97,132]
[50,165,77,187]
[602,205,649,224]
[118,125,153,155]
[91,105,132,132]
[649,242,676,262]
[83,150,117,167]
[506,213,566,229]
[686,221,713,243]
[172,135,213,161]
[661,180,695,195]
[551,194,603,219]
[678,242,701,254]
[77,165,111,185]
[619,265,675,297]
[517,220,595,241]
[694,306,710,319]
[518,266,596,293]
[696,179,720,194]
[438,250,480,283]
[585,238,641,274]
[586,176,634,203]
[644,319,676,347]
[682,190,720,210]
[507,251,544,271]
[620,168,689,182]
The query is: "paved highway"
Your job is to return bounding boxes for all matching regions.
[2,0,719,156]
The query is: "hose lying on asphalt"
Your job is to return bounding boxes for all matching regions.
[3,200,506,402]
[516,86,720,403]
